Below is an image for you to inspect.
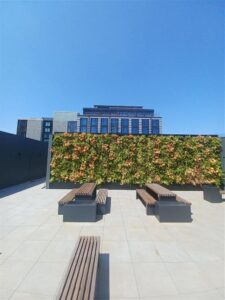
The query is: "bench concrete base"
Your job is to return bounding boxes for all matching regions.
[203,185,222,203]
[155,201,192,222]
[63,201,97,222]
[58,204,64,215]
[146,204,156,215]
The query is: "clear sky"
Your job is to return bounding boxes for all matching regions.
[0,0,224,135]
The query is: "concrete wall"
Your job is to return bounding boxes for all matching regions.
[26,119,42,141]
[0,131,48,189]
[221,137,225,188]
[53,112,78,133]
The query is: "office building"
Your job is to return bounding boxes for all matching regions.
[17,118,53,142]
[78,105,162,134]
[17,105,162,141]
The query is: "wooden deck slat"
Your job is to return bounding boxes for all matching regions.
[75,183,96,197]
[77,237,95,300]
[96,190,108,205]
[67,237,90,299]
[145,183,176,197]
[61,237,88,299]
[136,189,156,205]
[58,237,85,300]
[88,237,100,300]
[58,189,78,205]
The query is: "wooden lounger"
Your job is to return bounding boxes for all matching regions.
[145,183,176,201]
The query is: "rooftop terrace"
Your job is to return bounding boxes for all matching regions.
[0,179,224,299]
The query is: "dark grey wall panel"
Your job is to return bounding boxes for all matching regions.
[0,131,48,189]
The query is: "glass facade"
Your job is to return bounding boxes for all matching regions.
[67,121,77,133]
[131,119,139,134]
[142,119,149,134]
[90,118,98,133]
[17,120,27,137]
[101,118,108,133]
[121,119,129,134]
[42,120,53,142]
[152,119,160,134]
[111,118,119,134]
[80,118,88,133]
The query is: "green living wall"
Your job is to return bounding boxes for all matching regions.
[50,134,223,186]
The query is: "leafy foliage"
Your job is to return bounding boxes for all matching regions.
[50,134,223,186]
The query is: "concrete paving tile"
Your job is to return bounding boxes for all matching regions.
[38,240,76,263]
[128,241,161,263]
[103,226,127,241]
[16,262,67,296]
[154,241,191,262]
[165,262,215,293]
[104,214,124,227]
[126,227,152,241]
[101,240,131,262]
[196,260,224,289]
[0,289,14,300]
[80,225,104,238]
[0,239,22,264]
[10,291,52,300]
[96,260,139,299]
[180,240,223,262]
[0,260,34,291]
[179,290,224,300]
[7,241,49,262]
[133,262,178,298]
[123,215,146,228]
[5,226,38,241]
[29,223,62,241]
[52,224,81,241]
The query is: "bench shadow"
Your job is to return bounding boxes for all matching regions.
[105,197,111,214]
[0,178,45,198]
[203,189,224,203]
[95,253,110,300]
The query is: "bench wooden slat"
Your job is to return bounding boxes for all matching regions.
[96,189,108,205]
[60,237,87,299]
[176,196,191,205]
[136,189,156,205]
[87,237,100,300]
[74,237,94,300]
[57,236,100,300]
[145,183,176,198]
[58,189,78,205]
[76,183,96,197]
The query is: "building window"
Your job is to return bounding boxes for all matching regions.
[142,119,149,134]
[17,120,27,136]
[44,127,51,133]
[80,118,88,133]
[152,119,160,134]
[111,118,118,134]
[121,119,129,134]
[67,121,77,133]
[90,118,98,133]
[131,119,139,134]
[101,118,108,134]
[45,121,51,127]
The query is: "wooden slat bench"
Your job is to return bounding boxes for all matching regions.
[58,189,78,215]
[176,196,192,206]
[57,236,100,300]
[136,189,157,215]
[145,183,176,201]
[75,183,97,199]
[96,189,108,214]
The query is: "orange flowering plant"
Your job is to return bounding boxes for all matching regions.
[50,134,223,186]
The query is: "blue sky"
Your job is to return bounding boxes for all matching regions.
[0,0,224,135]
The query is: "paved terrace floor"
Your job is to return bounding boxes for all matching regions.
[0,179,224,300]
